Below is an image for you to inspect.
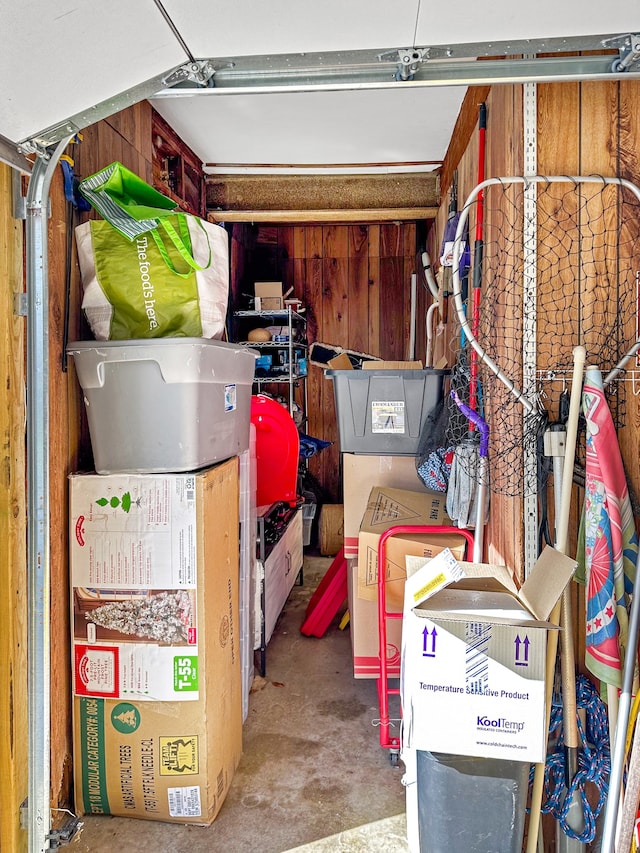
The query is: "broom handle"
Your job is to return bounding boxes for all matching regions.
[526,345,586,853]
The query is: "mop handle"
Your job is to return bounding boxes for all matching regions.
[450,390,489,455]
[526,345,586,853]
[555,346,586,554]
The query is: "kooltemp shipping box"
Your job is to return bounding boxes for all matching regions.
[343,454,422,558]
[348,559,403,679]
[401,546,577,763]
[70,459,242,825]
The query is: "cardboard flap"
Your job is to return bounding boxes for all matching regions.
[519,545,578,621]
[452,562,520,597]
[411,604,560,630]
[416,587,530,619]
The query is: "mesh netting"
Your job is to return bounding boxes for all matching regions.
[446,176,640,498]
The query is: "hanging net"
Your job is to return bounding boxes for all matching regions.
[445,175,640,498]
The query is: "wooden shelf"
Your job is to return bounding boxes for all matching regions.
[152,108,205,217]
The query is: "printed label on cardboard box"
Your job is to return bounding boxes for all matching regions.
[402,614,548,761]
[71,475,198,589]
[73,642,199,701]
[71,475,202,701]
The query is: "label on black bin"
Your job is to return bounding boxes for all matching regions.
[371,401,405,433]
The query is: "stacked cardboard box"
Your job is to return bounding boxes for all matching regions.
[69,459,242,825]
[401,546,576,763]
[347,483,468,679]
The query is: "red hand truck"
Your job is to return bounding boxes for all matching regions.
[376,524,475,764]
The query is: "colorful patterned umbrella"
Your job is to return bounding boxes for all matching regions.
[580,366,638,687]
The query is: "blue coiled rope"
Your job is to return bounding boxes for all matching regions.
[531,673,610,843]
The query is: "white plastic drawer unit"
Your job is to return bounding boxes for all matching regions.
[263,509,303,644]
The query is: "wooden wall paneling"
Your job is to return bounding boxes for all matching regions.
[0,163,27,853]
[403,253,415,360]
[293,226,306,261]
[480,86,519,570]
[108,108,135,157]
[291,253,308,418]
[306,225,323,259]
[536,82,581,581]
[348,223,371,355]
[323,224,349,259]
[304,255,325,487]
[348,255,371,355]
[402,224,417,360]
[617,80,640,506]
[132,102,153,170]
[97,121,125,172]
[320,255,349,499]
[578,81,620,366]
[439,85,492,197]
[368,241,381,359]
[380,222,402,258]
[277,226,295,292]
[47,168,74,807]
[379,256,404,360]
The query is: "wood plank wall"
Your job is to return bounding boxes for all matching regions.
[431,85,525,572]
[229,222,418,501]
[432,78,640,584]
[0,164,28,853]
[43,103,157,818]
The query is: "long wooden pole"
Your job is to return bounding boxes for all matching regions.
[526,345,586,853]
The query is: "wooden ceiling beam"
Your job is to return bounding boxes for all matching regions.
[206,171,440,216]
[209,207,438,223]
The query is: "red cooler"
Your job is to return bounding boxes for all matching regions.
[250,395,299,506]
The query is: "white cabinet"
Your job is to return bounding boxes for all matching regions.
[254,509,303,675]
[254,508,303,675]
[263,509,303,643]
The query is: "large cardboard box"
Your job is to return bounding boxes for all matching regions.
[70,459,242,825]
[254,281,284,311]
[342,455,430,558]
[401,546,577,763]
[348,559,403,679]
[356,485,453,603]
[357,529,468,608]
[319,504,344,556]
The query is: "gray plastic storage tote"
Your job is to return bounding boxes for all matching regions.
[68,338,257,474]
[325,368,448,455]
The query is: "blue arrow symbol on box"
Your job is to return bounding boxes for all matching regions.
[515,634,530,666]
[422,626,437,657]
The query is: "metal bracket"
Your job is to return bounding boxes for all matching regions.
[14,293,27,316]
[612,33,640,72]
[20,801,84,849]
[12,168,26,219]
[163,59,216,88]
[17,121,79,157]
[377,48,428,80]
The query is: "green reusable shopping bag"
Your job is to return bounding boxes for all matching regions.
[78,161,212,278]
[85,216,203,339]
[75,213,230,340]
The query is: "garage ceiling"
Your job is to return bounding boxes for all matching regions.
[1,1,639,173]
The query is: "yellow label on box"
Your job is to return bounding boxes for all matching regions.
[160,736,199,775]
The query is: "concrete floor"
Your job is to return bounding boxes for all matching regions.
[72,556,409,853]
